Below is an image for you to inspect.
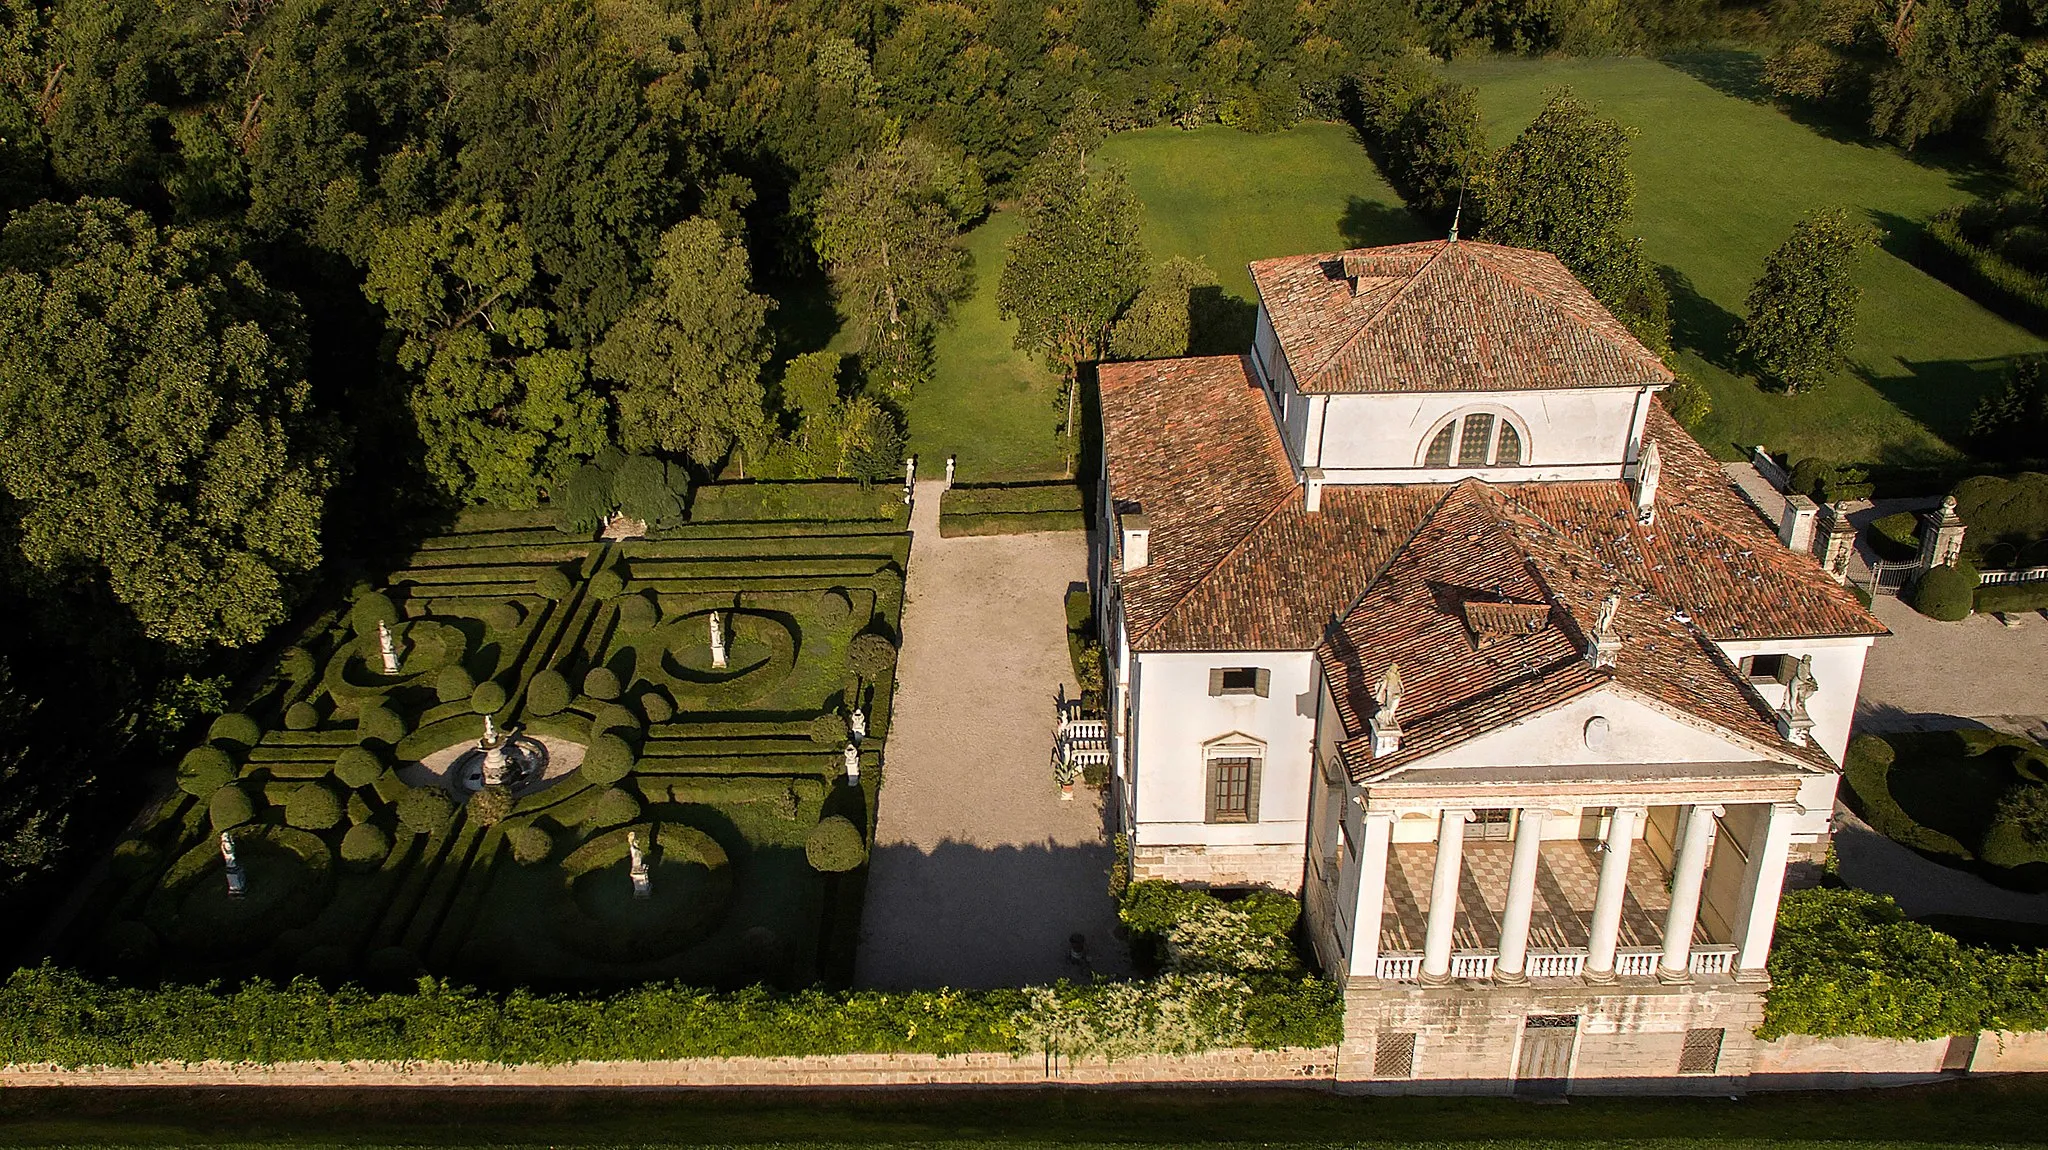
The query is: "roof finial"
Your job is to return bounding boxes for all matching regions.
[1448,187,1463,244]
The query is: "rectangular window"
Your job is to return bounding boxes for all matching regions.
[1739,654,1791,683]
[1458,413,1496,466]
[1209,667,1271,696]
[1206,756,1260,824]
[1374,1032,1418,1079]
[1471,808,1513,841]
[1678,1027,1724,1075]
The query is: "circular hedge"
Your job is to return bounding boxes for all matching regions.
[589,568,626,600]
[111,838,164,881]
[805,816,867,872]
[280,646,317,683]
[284,700,321,731]
[356,702,405,745]
[536,568,574,601]
[587,786,642,828]
[1913,563,1980,622]
[615,593,658,634]
[847,633,896,680]
[178,746,236,796]
[554,823,733,962]
[207,712,261,748]
[209,784,255,831]
[809,712,849,746]
[334,746,384,788]
[470,680,508,714]
[526,668,571,716]
[506,822,553,865]
[435,664,476,703]
[591,702,640,736]
[340,822,392,870]
[580,733,635,786]
[482,600,525,633]
[584,666,621,700]
[468,784,514,826]
[396,786,455,835]
[639,689,674,724]
[350,591,400,636]
[285,782,344,830]
[818,588,852,625]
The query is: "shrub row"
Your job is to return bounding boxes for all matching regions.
[690,482,909,525]
[1977,581,2048,614]
[939,482,1085,518]
[1915,208,2048,338]
[939,510,1089,538]
[0,966,1340,1066]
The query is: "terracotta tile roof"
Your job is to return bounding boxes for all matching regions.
[1248,240,1675,395]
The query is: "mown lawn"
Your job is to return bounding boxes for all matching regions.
[1447,52,2048,467]
[9,1077,2048,1146]
[911,122,1425,481]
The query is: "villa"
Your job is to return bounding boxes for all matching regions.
[1093,238,1887,1092]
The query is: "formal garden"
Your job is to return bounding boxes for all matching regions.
[1841,730,2048,890]
[58,482,910,992]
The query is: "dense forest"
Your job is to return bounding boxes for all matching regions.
[0,0,2033,930]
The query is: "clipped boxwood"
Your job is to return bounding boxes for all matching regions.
[467,784,514,827]
[586,786,641,828]
[818,588,852,625]
[506,822,554,865]
[526,669,571,717]
[1870,511,1922,561]
[639,690,674,724]
[208,784,256,831]
[591,702,639,737]
[110,838,164,881]
[583,667,621,701]
[178,747,236,797]
[847,633,895,681]
[470,680,508,714]
[580,733,635,786]
[334,746,384,789]
[284,701,321,731]
[482,600,524,633]
[1913,563,1981,621]
[279,647,317,683]
[614,593,657,634]
[356,703,405,745]
[805,815,866,872]
[285,782,344,830]
[588,567,625,600]
[535,568,574,601]
[349,591,400,636]
[395,786,455,835]
[435,664,476,703]
[809,712,849,746]
[339,822,392,871]
[207,713,261,748]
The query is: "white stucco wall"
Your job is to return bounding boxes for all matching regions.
[1710,636,1872,769]
[1128,650,1318,852]
[1311,388,1649,481]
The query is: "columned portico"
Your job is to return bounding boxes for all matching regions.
[1658,804,1722,982]
[1733,802,1799,979]
[1419,809,1470,984]
[1492,806,1548,984]
[1584,805,1645,983]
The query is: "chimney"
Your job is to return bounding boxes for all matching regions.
[1119,507,1150,573]
[1778,494,1817,554]
[1629,440,1661,525]
[1303,467,1325,513]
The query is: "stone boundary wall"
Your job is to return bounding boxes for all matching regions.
[0,1047,1340,1089]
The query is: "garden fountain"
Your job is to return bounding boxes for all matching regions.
[453,714,548,793]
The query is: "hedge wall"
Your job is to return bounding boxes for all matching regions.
[0,965,1340,1067]
[1915,207,2048,338]
[1977,581,2048,614]
[938,483,1087,538]
[690,482,908,525]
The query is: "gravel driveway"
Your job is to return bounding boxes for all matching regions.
[855,480,1127,989]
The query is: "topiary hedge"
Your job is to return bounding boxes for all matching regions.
[808,712,849,746]
[355,703,405,746]
[583,667,621,701]
[805,816,866,872]
[208,784,255,831]
[207,713,261,748]
[506,823,553,865]
[435,665,476,703]
[334,746,384,789]
[481,600,524,633]
[285,783,344,830]
[590,702,639,737]
[615,593,658,633]
[535,568,574,601]
[689,481,907,524]
[526,669,571,717]
[280,647,317,683]
[1870,511,1922,562]
[396,787,455,835]
[339,822,391,871]
[639,690,674,723]
[847,633,895,681]
[178,747,236,797]
[467,785,514,827]
[586,786,641,828]
[588,568,625,600]
[579,733,635,786]
[284,701,321,731]
[470,681,507,714]
[1978,581,2048,615]
[1913,563,1981,621]
[349,591,400,637]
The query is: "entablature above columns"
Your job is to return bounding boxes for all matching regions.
[1352,761,1808,815]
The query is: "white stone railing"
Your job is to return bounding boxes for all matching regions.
[1615,949,1661,978]
[1055,718,1110,770]
[1449,953,1496,979]
[1526,951,1586,978]
[1375,954,1422,981]
[1979,565,2048,587]
[1688,945,1736,975]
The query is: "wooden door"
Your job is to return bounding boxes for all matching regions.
[1515,1015,1578,1096]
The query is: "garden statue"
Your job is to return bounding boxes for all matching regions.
[903,456,915,504]
[710,610,728,670]
[376,618,402,675]
[848,706,867,743]
[220,831,245,899]
[628,830,651,900]
[479,715,511,787]
[1788,655,1818,714]
[843,742,860,782]
[945,456,956,487]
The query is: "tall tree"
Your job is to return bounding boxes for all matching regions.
[594,217,775,471]
[812,135,981,393]
[0,198,332,648]
[1109,256,1217,360]
[1970,354,2048,459]
[1475,88,1668,351]
[997,116,1147,464]
[363,200,606,506]
[1734,207,1876,395]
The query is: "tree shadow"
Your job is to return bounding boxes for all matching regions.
[1661,263,1743,374]
[1849,355,2010,454]
[1188,285,1256,357]
[1339,195,1432,249]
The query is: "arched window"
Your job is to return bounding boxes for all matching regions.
[1420,411,1526,468]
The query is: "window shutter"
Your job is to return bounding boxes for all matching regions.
[1254,668,1271,697]
[1774,657,1797,685]
[1247,758,1263,823]
[1209,668,1226,695]
[1204,759,1221,823]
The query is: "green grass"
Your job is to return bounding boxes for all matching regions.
[9,1077,2048,1147]
[913,122,1427,481]
[1446,52,2048,466]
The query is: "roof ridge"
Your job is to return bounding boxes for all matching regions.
[1301,240,1453,384]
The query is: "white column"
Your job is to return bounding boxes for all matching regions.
[1658,804,1723,982]
[1420,809,1471,983]
[1494,807,1549,983]
[1734,802,1799,978]
[1347,809,1396,978]
[1584,805,1645,983]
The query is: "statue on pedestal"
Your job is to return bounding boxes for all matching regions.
[628,830,652,900]
[843,742,860,782]
[709,610,728,670]
[376,618,403,675]
[848,706,867,743]
[479,714,511,787]
[220,831,246,899]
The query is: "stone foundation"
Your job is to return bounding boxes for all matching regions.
[1131,843,1305,891]
[1337,977,1767,1094]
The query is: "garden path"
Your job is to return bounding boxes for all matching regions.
[1856,596,2048,737]
[855,480,1127,989]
